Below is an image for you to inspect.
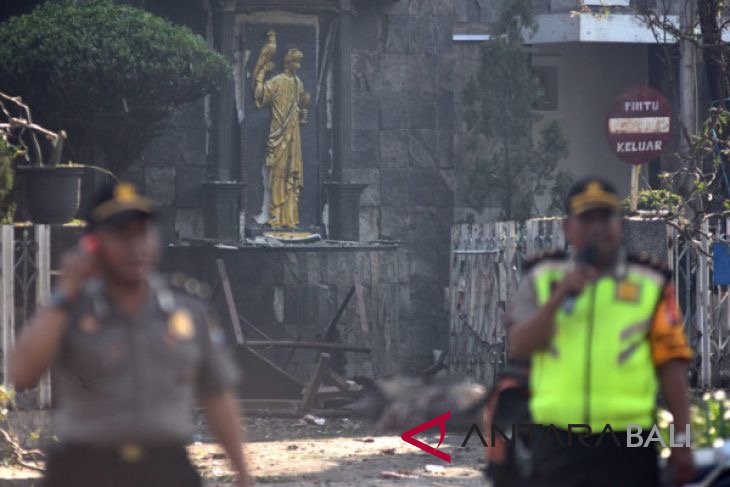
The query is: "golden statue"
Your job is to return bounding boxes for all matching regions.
[253,37,310,229]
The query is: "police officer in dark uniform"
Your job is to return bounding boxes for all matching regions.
[10,182,253,487]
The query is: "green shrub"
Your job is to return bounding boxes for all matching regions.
[0,0,231,173]
[0,138,15,223]
[657,390,730,459]
[622,189,682,214]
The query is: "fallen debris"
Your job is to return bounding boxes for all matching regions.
[302,414,326,426]
[380,470,419,480]
[425,464,446,474]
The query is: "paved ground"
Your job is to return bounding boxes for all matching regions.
[0,415,489,486]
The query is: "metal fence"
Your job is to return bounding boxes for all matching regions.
[447,219,563,387]
[672,218,730,389]
[448,217,729,390]
[0,225,52,407]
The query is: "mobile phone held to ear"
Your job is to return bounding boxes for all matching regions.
[80,234,100,254]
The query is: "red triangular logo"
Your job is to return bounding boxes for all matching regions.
[400,411,452,463]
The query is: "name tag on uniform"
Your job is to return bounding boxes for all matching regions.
[168,309,195,341]
[616,281,641,303]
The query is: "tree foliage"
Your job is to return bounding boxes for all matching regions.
[606,2,730,239]
[0,138,15,223]
[461,0,571,221]
[0,0,230,174]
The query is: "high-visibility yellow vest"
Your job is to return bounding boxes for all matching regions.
[528,255,666,431]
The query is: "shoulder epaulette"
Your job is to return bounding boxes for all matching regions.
[523,249,568,272]
[627,252,672,280]
[168,273,212,300]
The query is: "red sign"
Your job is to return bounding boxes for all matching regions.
[605,85,672,165]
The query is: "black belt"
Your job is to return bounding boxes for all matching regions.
[51,441,189,463]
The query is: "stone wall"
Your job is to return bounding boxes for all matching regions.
[345,0,464,372]
[123,0,500,373]
[123,100,208,245]
[114,0,209,245]
[162,243,401,384]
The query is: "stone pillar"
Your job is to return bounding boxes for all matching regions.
[214,0,236,182]
[327,0,363,240]
[334,0,352,180]
[325,183,366,241]
[205,0,243,241]
[203,181,244,242]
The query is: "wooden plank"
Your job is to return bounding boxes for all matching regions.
[465,225,476,332]
[325,367,357,391]
[301,353,331,413]
[475,229,485,338]
[448,225,459,336]
[313,388,360,401]
[283,334,302,369]
[449,226,460,336]
[217,259,245,345]
[353,272,370,339]
[498,222,508,304]
[238,313,272,340]
[245,340,370,353]
[323,285,355,341]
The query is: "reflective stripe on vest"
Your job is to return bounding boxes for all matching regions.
[529,261,663,431]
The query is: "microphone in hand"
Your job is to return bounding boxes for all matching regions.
[562,245,598,314]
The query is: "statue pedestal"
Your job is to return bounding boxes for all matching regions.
[203,181,245,243]
[324,182,367,241]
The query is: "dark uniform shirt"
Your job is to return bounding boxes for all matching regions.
[52,274,239,446]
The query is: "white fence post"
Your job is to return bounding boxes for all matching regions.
[1,226,13,389]
[699,220,712,388]
[725,218,730,363]
[36,224,52,407]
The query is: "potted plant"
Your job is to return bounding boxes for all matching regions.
[0,92,84,224]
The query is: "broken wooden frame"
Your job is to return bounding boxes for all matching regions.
[212,258,369,414]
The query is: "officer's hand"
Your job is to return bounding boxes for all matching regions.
[58,249,97,300]
[669,446,695,486]
[556,265,596,300]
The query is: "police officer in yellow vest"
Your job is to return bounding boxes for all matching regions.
[10,182,253,487]
[507,177,695,487]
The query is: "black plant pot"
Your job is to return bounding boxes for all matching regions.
[17,165,84,224]
[80,166,116,218]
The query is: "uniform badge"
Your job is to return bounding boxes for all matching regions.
[616,281,640,302]
[119,442,144,462]
[168,309,195,340]
[78,314,100,334]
